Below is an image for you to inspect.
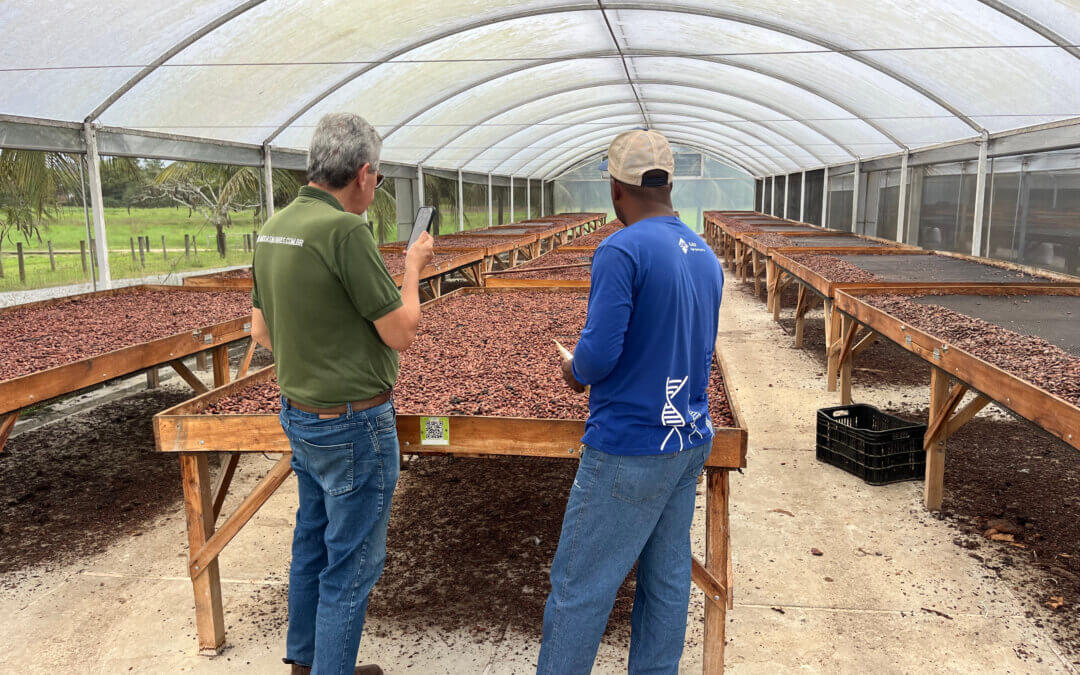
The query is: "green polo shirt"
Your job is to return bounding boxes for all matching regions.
[251,186,403,407]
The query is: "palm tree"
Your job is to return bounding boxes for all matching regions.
[0,150,83,244]
[153,163,300,256]
[367,180,397,244]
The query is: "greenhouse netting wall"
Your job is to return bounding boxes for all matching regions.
[552,145,754,231]
[761,147,1079,276]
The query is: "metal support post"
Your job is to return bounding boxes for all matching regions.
[971,132,989,257]
[540,179,545,216]
[896,151,909,243]
[770,176,775,215]
[821,166,829,228]
[457,169,464,232]
[509,175,515,223]
[526,179,531,218]
[417,165,425,205]
[487,173,493,227]
[82,123,112,288]
[783,174,789,219]
[799,170,806,222]
[851,161,861,233]
[262,144,275,220]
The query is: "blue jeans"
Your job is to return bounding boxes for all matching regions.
[538,442,711,675]
[279,396,400,675]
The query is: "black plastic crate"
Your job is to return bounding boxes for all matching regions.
[816,405,927,485]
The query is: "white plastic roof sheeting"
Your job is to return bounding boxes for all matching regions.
[1,0,1078,178]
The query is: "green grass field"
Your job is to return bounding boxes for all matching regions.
[0,205,549,292]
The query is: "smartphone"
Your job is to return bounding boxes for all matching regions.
[408,206,436,248]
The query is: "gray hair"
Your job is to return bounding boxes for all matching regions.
[307,113,382,189]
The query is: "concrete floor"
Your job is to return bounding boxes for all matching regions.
[0,274,1073,673]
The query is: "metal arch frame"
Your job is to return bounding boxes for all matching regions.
[548,139,755,181]
[539,132,761,178]
[505,118,784,176]
[596,0,650,127]
[542,132,758,179]
[263,1,988,147]
[85,0,268,123]
[418,78,860,169]
[530,123,783,177]
[462,104,811,176]
[379,48,904,149]
[470,100,831,175]
[976,0,1080,61]
[500,116,791,176]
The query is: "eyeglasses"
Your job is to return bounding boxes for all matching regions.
[369,166,385,190]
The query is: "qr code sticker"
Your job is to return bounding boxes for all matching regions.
[420,416,449,445]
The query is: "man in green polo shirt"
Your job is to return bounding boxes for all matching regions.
[250,112,433,675]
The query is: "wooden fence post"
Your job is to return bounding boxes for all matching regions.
[80,240,88,274]
[162,235,167,261]
[47,240,56,271]
[193,238,198,258]
[0,241,5,278]
[17,242,26,283]
[185,234,191,258]
[138,236,146,268]
[130,237,137,263]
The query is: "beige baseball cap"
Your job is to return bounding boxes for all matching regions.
[603,129,674,187]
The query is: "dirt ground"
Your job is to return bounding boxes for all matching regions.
[0,387,193,579]
[891,406,1080,667]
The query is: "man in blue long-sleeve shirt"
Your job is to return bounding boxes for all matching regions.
[538,130,724,674]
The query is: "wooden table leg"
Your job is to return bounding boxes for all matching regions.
[924,368,950,511]
[703,468,730,674]
[839,314,855,405]
[180,453,226,653]
[824,300,841,392]
[794,285,809,348]
[765,259,775,312]
[195,351,209,371]
[146,367,160,389]
[235,339,258,381]
[212,345,230,388]
[772,272,785,322]
[0,412,19,454]
[752,251,761,297]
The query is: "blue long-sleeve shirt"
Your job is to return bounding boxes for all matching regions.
[572,216,724,455]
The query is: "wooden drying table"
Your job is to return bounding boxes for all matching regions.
[0,285,254,452]
[154,286,746,673]
[183,248,486,301]
[769,249,1078,393]
[832,285,1080,510]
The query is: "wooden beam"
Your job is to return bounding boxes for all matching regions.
[924,369,952,511]
[692,555,728,607]
[170,359,209,395]
[0,412,18,454]
[824,301,842,392]
[946,394,992,438]
[211,345,230,389]
[839,315,857,405]
[190,454,293,580]
[235,340,258,381]
[703,468,729,674]
[794,285,809,348]
[211,452,241,522]
[850,331,878,358]
[179,453,225,653]
[924,381,969,451]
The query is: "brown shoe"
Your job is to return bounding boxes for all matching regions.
[289,665,311,675]
[354,666,383,675]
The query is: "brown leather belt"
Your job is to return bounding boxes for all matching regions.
[286,390,392,417]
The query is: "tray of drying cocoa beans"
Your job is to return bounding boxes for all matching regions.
[0,286,254,417]
[770,249,1074,301]
[484,251,595,288]
[569,220,625,248]
[183,267,255,288]
[154,287,747,469]
[834,285,1080,451]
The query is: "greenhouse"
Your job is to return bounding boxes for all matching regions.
[0,1,1078,673]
